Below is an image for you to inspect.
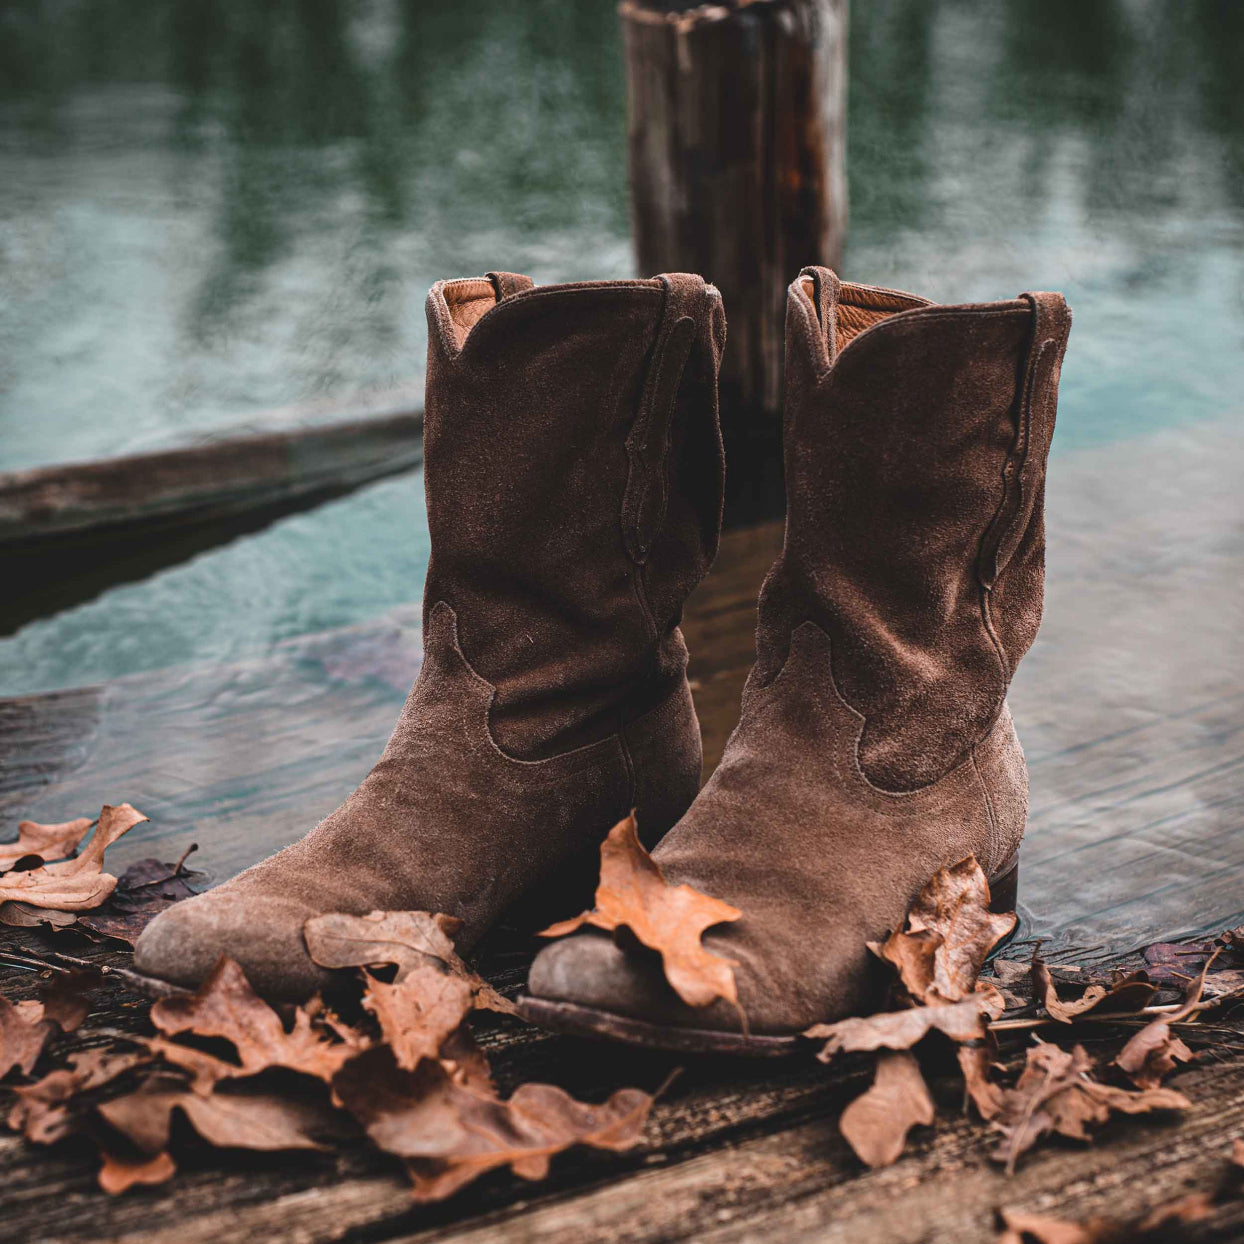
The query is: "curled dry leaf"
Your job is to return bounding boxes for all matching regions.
[870,856,1016,1006]
[1031,953,1155,1024]
[540,813,743,1012]
[334,1045,655,1202]
[0,816,94,871]
[9,1047,152,1144]
[806,993,1001,1061]
[363,962,474,1072]
[0,804,147,912]
[1113,952,1215,1090]
[990,1041,1189,1174]
[305,909,518,1016]
[0,995,54,1079]
[838,1049,935,1168]
[150,957,364,1091]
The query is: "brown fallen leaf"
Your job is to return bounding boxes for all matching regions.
[0,816,94,871]
[9,1047,152,1143]
[0,902,79,929]
[334,1045,655,1202]
[77,851,203,946]
[38,969,97,1033]
[0,995,54,1079]
[305,909,518,1016]
[1114,950,1216,1091]
[1031,953,1155,1024]
[95,1084,338,1193]
[540,813,743,1012]
[996,1191,1215,1243]
[959,1043,1006,1121]
[97,1150,177,1195]
[150,957,364,1091]
[838,1049,934,1168]
[363,962,475,1072]
[870,856,1016,1006]
[990,1041,1189,1174]
[0,804,147,912]
[806,993,1001,1060]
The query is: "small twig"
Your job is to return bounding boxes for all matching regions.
[173,843,199,877]
[0,950,70,975]
[991,999,1217,1034]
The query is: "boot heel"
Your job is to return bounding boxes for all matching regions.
[988,855,1020,914]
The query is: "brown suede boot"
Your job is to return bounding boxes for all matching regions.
[133,271,726,1001]
[525,268,1071,1054]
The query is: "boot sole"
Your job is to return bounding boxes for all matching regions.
[516,854,1022,1058]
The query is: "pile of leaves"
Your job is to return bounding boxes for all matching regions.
[3,909,661,1198]
[4,804,1244,1225]
[799,857,1244,1178]
[0,805,202,945]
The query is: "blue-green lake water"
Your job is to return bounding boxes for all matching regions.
[2,0,1243,694]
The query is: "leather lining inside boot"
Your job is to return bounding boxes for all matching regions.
[442,278,498,348]
[800,275,931,354]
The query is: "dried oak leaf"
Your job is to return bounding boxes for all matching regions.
[1113,952,1214,1090]
[0,995,54,1079]
[0,804,147,912]
[334,1045,655,1202]
[96,1084,338,1193]
[990,1040,1189,1174]
[540,813,742,1012]
[0,816,93,871]
[806,993,1001,1061]
[838,1049,935,1168]
[870,855,1015,1006]
[305,909,518,1016]
[77,852,203,946]
[150,956,364,1091]
[363,962,475,1072]
[1031,953,1155,1024]
[9,1047,152,1144]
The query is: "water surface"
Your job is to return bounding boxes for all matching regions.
[2,0,1242,694]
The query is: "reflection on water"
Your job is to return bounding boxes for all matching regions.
[2,0,1243,694]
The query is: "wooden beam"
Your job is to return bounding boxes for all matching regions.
[0,408,423,551]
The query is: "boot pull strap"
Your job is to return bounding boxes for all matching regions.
[978,290,1072,588]
[486,271,534,300]
[622,273,706,563]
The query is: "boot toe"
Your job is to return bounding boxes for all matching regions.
[528,929,741,1031]
[133,890,330,1002]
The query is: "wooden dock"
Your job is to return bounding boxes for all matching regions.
[1,418,1243,1242]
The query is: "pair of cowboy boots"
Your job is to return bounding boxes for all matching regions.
[134,266,1071,1054]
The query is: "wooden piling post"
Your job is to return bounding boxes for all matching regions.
[621,0,848,523]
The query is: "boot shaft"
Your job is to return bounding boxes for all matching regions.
[422,272,726,758]
[756,268,1071,791]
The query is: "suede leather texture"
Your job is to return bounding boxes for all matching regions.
[134,272,726,1002]
[530,269,1071,1035]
